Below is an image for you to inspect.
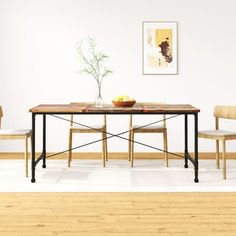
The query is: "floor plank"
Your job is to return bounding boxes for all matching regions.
[0,193,236,235]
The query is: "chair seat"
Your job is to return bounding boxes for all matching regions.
[131,125,166,133]
[0,129,31,140]
[70,124,105,132]
[198,129,236,140]
[0,129,31,135]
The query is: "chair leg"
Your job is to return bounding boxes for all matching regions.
[24,135,28,177]
[128,130,131,162]
[216,140,220,169]
[102,132,106,167]
[163,131,168,167]
[68,130,72,167]
[105,132,108,162]
[222,140,226,180]
[29,134,32,161]
[130,130,134,167]
[29,135,32,175]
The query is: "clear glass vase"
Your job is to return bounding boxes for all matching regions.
[95,94,103,107]
[94,84,103,107]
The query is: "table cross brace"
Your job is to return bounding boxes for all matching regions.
[47,114,183,159]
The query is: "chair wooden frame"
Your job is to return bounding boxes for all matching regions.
[0,106,31,177]
[67,103,108,167]
[128,103,168,167]
[198,105,236,179]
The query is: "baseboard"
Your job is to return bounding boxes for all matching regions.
[0,152,236,160]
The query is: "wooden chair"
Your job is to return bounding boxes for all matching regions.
[128,103,168,167]
[0,106,31,177]
[67,102,108,167]
[198,105,236,179]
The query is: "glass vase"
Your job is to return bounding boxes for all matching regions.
[94,83,103,107]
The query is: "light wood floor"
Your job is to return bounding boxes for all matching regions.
[0,193,236,235]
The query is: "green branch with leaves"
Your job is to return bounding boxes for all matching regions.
[77,37,112,100]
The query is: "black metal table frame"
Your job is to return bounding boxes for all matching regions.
[31,112,199,183]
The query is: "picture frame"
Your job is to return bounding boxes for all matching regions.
[142,21,178,75]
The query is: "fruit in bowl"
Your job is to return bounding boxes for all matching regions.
[112,95,136,107]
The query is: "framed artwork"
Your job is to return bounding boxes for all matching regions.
[142,21,178,75]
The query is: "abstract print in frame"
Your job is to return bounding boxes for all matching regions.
[143,21,178,75]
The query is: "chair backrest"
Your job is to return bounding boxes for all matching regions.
[214,105,236,120]
[214,105,236,130]
[130,102,166,128]
[0,106,3,129]
[70,102,106,126]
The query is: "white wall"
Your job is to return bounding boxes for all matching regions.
[0,0,236,153]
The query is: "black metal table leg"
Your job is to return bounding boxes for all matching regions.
[31,113,36,183]
[194,113,199,183]
[42,114,46,168]
[184,114,188,168]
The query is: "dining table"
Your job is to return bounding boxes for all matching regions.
[29,103,200,183]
